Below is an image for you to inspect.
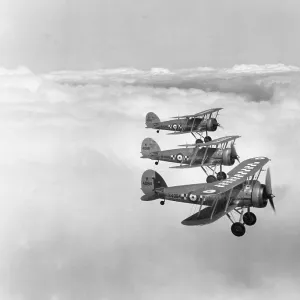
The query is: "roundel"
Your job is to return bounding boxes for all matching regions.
[172,124,178,130]
[203,189,216,194]
[189,193,198,202]
[176,153,184,162]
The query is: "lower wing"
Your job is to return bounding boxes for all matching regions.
[181,203,237,226]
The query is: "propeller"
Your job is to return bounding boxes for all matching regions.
[217,123,224,129]
[264,167,276,212]
[230,142,240,163]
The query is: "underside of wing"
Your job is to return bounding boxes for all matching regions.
[181,203,237,226]
[169,163,212,169]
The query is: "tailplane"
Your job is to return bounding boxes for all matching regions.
[141,138,161,157]
[146,112,160,128]
[141,169,167,201]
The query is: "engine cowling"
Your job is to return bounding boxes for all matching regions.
[206,118,218,131]
[222,148,235,166]
[251,181,268,208]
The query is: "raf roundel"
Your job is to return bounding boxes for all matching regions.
[176,153,184,162]
[172,124,178,130]
[203,189,216,194]
[189,194,198,202]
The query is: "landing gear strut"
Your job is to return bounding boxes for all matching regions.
[227,208,257,236]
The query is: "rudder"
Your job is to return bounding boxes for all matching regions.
[141,169,167,199]
[141,138,161,157]
[146,112,160,127]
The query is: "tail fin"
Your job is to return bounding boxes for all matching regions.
[141,138,161,157]
[141,169,167,201]
[146,112,160,128]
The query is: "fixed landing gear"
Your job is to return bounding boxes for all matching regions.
[231,222,246,237]
[243,212,257,226]
[227,209,257,236]
[206,175,217,183]
[217,171,227,181]
[155,161,159,165]
[204,136,212,143]
[196,139,203,144]
[160,200,165,205]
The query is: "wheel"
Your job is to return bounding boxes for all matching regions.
[156,130,159,133]
[204,136,212,143]
[206,175,217,183]
[243,212,257,226]
[196,139,203,144]
[217,171,227,181]
[231,222,246,237]
[160,200,165,205]
[155,161,159,165]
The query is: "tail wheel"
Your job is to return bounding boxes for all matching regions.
[243,212,257,226]
[196,139,203,144]
[155,161,159,165]
[217,171,227,181]
[204,136,212,143]
[231,222,246,237]
[157,130,159,133]
[160,200,165,205]
[206,175,217,183]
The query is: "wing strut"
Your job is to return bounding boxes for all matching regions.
[190,145,200,166]
[190,117,196,133]
[210,198,218,219]
[201,147,209,165]
[225,189,233,213]
[197,196,205,217]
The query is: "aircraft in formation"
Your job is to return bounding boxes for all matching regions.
[141,135,240,182]
[140,108,275,237]
[145,108,223,143]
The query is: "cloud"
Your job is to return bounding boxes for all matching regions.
[45,64,300,102]
[0,65,300,300]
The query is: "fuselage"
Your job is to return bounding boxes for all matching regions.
[143,147,224,166]
[146,117,218,133]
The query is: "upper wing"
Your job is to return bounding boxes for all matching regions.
[171,108,223,119]
[179,135,241,147]
[194,157,270,196]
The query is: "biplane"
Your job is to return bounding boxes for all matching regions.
[145,108,223,143]
[141,157,275,237]
[141,136,240,182]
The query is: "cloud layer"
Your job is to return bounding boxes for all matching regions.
[0,64,300,300]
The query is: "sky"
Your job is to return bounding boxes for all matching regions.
[1,0,300,71]
[1,1,300,300]
[0,65,299,300]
